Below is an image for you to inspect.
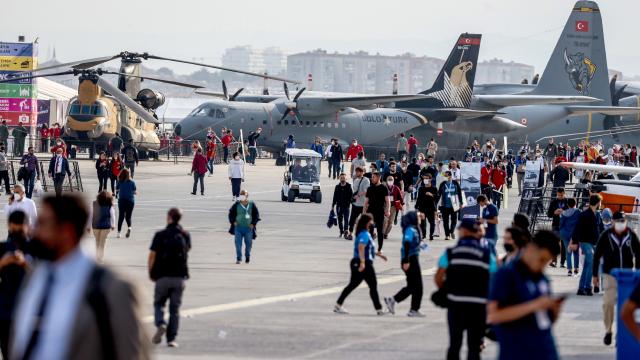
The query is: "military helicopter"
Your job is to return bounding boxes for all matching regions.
[0,52,298,157]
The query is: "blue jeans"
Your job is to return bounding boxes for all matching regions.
[486,237,497,256]
[234,226,253,261]
[579,243,594,291]
[207,158,214,174]
[23,170,36,198]
[249,147,257,164]
[562,238,579,270]
[331,159,341,179]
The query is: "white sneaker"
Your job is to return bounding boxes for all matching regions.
[333,304,349,314]
[117,233,121,238]
[384,297,396,315]
[152,325,166,344]
[376,309,386,316]
[208,174,213,177]
[167,341,179,348]
[407,310,426,317]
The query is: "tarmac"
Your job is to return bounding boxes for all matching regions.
[0,158,618,359]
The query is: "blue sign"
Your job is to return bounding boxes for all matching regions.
[0,42,34,57]
[0,71,32,84]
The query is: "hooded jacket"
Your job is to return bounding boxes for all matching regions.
[593,228,640,276]
[559,207,580,242]
[228,158,244,179]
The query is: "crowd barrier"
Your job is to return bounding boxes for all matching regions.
[6,159,83,194]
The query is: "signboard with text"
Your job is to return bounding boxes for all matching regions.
[0,42,37,126]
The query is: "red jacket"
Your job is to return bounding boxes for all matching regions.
[39,128,49,139]
[51,127,61,139]
[192,153,208,174]
[490,169,506,189]
[50,144,67,158]
[481,166,491,185]
[111,159,122,177]
[221,134,232,147]
[345,144,364,161]
[206,141,216,159]
[407,137,418,151]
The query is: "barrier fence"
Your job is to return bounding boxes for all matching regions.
[6,160,83,194]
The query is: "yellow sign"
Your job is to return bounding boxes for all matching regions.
[0,56,36,71]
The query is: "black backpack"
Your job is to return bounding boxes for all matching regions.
[150,229,189,280]
[125,147,136,162]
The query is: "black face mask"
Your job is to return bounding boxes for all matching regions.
[8,232,27,249]
[503,243,515,253]
[28,237,57,261]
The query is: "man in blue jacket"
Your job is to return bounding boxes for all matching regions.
[47,148,71,197]
[570,194,603,296]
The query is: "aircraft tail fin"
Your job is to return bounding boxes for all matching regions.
[532,1,610,105]
[419,33,482,108]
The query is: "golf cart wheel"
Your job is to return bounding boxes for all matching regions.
[281,190,287,202]
[313,191,322,204]
[287,190,296,202]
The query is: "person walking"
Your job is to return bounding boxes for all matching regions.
[515,151,527,195]
[334,213,387,315]
[39,123,49,153]
[11,121,28,157]
[149,208,191,348]
[0,145,10,195]
[205,137,217,176]
[345,138,363,162]
[571,194,603,296]
[4,185,37,230]
[332,173,353,239]
[0,210,30,359]
[0,120,8,148]
[559,198,581,276]
[121,139,139,178]
[116,168,137,238]
[415,173,438,240]
[228,190,260,264]
[437,170,463,240]
[487,230,563,360]
[350,151,366,179]
[221,130,233,163]
[397,133,408,160]
[434,219,494,360]
[228,151,244,201]
[592,211,640,345]
[90,191,115,263]
[190,148,207,196]
[407,134,418,160]
[247,128,261,165]
[109,152,123,196]
[427,138,438,159]
[383,175,404,239]
[109,132,124,157]
[347,167,370,240]
[11,195,149,359]
[19,146,41,199]
[549,158,570,193]
[95,151,110,193]
[47,147,71,197]
[329,139,343,180]
[364,172,391,253]
[385,211,425,317]
[478,194,499,255]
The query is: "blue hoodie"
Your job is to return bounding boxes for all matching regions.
[559,207,580,243]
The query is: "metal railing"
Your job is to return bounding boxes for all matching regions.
[7,159,83,194]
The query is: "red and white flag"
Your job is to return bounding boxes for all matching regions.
[575,21,589,32]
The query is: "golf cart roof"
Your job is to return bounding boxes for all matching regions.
[285,148,322,158]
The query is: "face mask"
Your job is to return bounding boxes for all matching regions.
[614,222,626,233]
[234,156,240,160]
[14,193,22,201]
[238,195,247,202]
[56,142,61,146]
[424,179,431,185]
[387,181,394,186]
[353,142,357,146]
[503,243,515,253]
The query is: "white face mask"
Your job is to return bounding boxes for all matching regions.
[234,156,240,160]
[14,192,22,201]
[387,181,394,186]
[614,222,626,233]
[424,179,431,185]
[353,142,357,146]
[238,195,247,202]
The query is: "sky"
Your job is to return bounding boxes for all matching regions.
[3,0,639,77]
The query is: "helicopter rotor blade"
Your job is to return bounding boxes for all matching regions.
[96,77,160,124]
[230,88,244,101]
[99,70,204,89]
[34,55,121,72]
[0,70,76,84]
[143,54,300,84]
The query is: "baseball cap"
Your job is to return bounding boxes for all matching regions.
[458,218,481,232]
[613,211,626,221]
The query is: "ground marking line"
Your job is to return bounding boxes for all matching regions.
[143,267,436,323]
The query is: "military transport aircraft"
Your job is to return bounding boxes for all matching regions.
[175,33,503,148]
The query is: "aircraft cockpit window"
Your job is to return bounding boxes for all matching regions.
[193,107,209,117]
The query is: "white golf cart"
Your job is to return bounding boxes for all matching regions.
[281,148,322,203]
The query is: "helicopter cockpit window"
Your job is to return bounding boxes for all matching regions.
[92,106,105,116]
[70,104,81,114]
[81,105,91,115]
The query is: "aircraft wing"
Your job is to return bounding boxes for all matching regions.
[475,95,599,107]
[559,162,640,176]
[566,106,640,116]
[325,94,429,107]
[194,89,230,98]
[433,108,503,120]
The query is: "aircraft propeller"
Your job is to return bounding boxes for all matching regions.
[222,80,244,101]
[280,84,305,123]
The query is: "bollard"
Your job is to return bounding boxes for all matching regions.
[612,269,640,359]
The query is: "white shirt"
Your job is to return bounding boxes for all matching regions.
[55,155,63,174]
[11,248,95,360]
[228,158,244,179]
[4,196,37,229]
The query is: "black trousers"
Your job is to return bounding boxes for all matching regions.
[371,211,385,251]
[349,205,363,233]
[336,206,350,234]
[0,170,9,194]
[420,210,436,239]
[447,304,486,360]
[53,174,65,197]
[98,174,109,192]
[110,175,118,194]
[118,199,134,232]
[337,259,382,310]
[332,159,341,179]
[441,207,458,237]
[393,256,423,311]
[223,146,229,163]
[0,319,10,360]
[125,162,136,178]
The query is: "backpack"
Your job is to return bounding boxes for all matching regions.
[125,147,136,162]
[150,228,189,280]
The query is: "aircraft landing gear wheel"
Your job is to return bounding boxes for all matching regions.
[281,190,287,202]
[313,191,322,204]
[287,190,296,202]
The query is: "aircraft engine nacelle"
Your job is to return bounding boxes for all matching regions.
[136,89,166,110]
[295,98,340,117]
[446,116,525,134]
[619,95,640,123]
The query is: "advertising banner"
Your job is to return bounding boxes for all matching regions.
[0,56,36,71]
[0,41,37,131]
[0,98,35,112]
[522,159,543,199]
[460,162,481,205]
[37,100,50,125]
[0,42,35,57]
[0,83,35,98]
[0,112,36,126]
[0,71,32,84]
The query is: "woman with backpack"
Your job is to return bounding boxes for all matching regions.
[116,168,137,238]
[95,151,111,193]
[109,152,123,196]
[228,189,260,264]
[90,191,115,262]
